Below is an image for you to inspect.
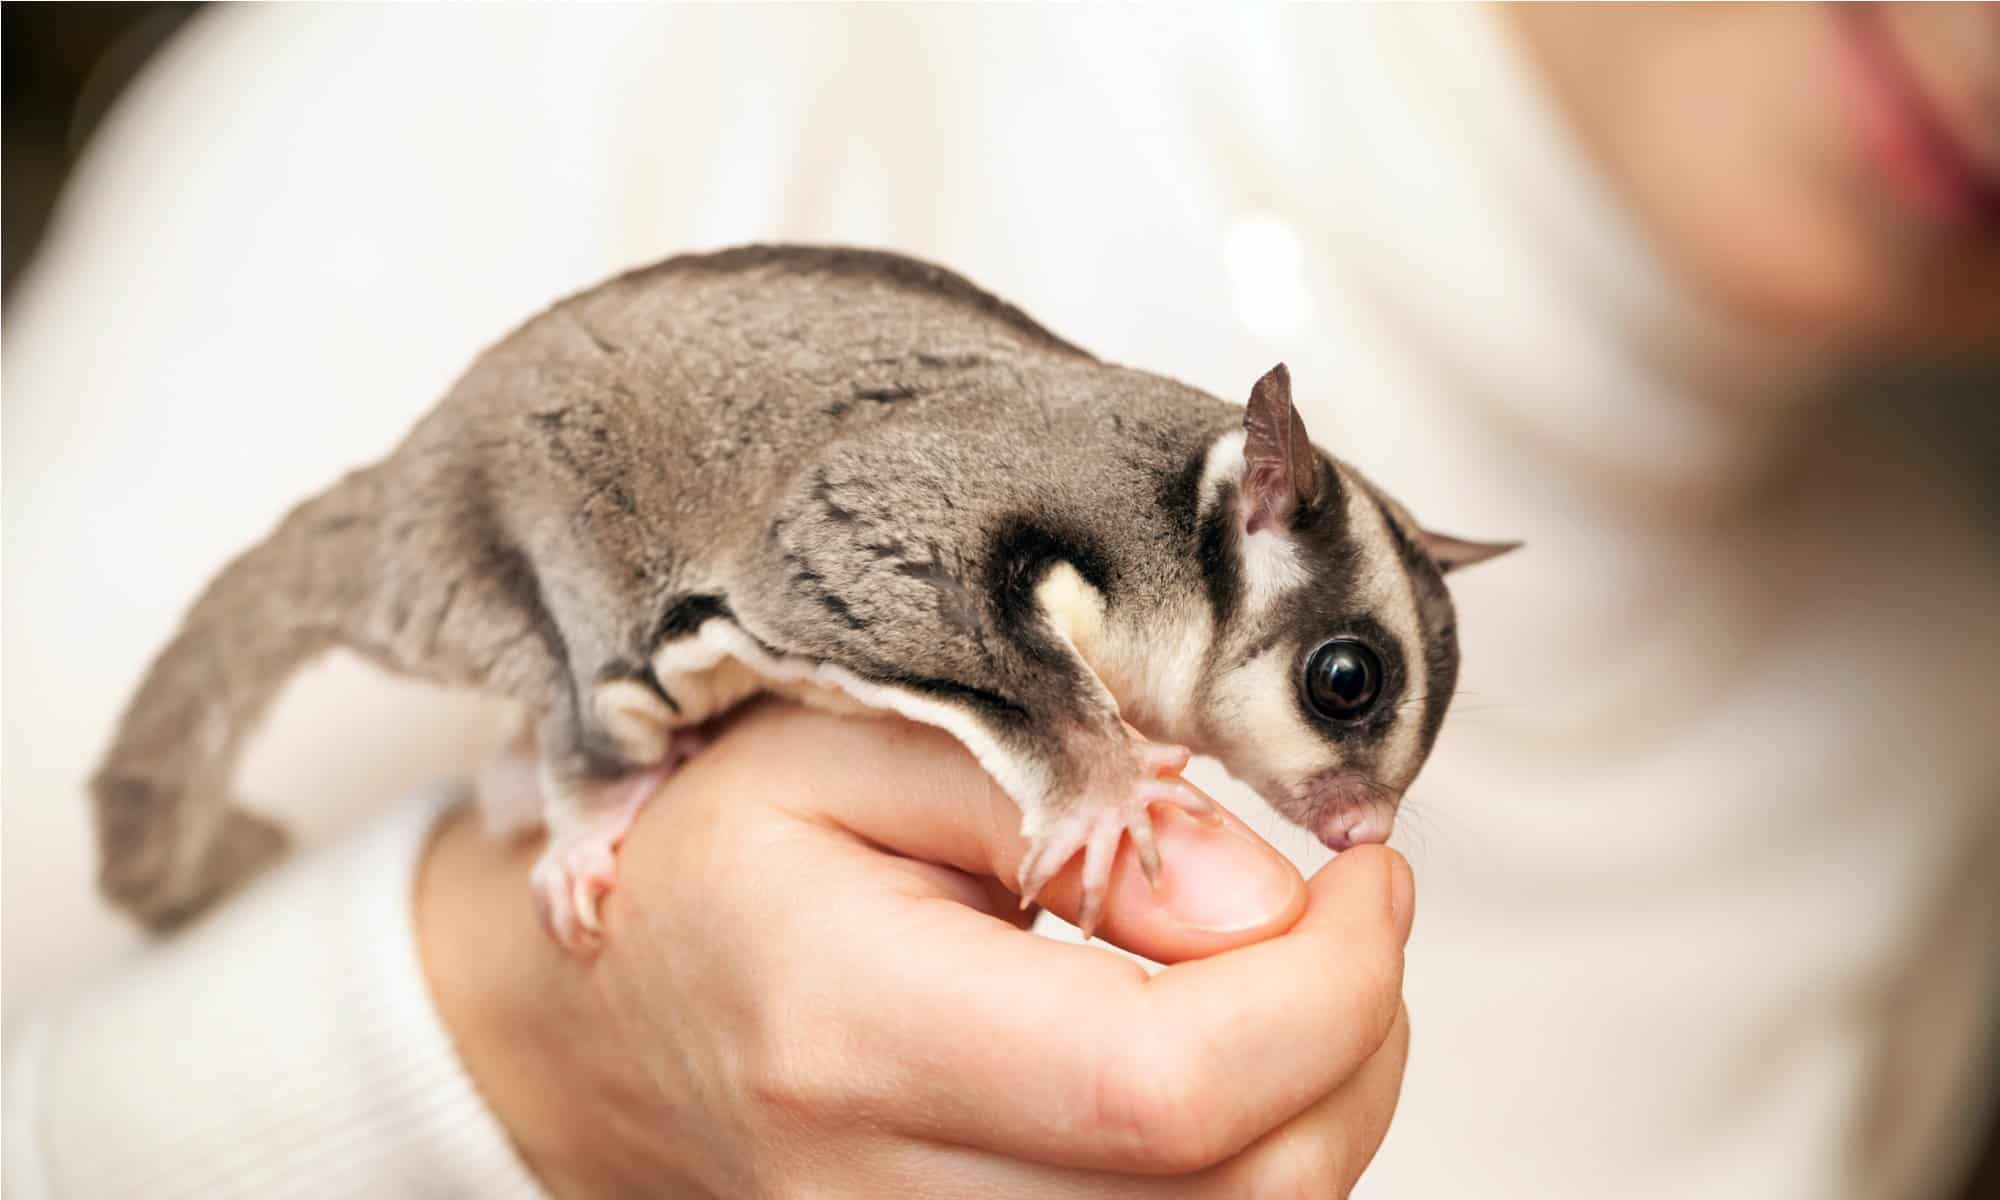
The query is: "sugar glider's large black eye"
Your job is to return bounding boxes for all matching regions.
[1303,639,1382,721]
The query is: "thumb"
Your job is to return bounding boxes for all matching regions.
[1023,802,1309,962]
[722,702,1308,963]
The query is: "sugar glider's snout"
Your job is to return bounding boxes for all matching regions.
[1302,774,1401,851]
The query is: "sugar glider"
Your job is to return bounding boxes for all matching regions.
[92,245,1516,952]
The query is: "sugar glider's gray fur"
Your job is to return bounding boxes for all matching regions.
[93,245,1515,946]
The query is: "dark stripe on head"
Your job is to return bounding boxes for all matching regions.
[1155,444,1209,539]
[1285,452,1350,555]
[1418,619,1459,757]
[1196,485,1241,629]
[1362,487,1459,762]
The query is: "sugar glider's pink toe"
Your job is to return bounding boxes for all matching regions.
[532,837,621,955]
[1143,776,1215,819]
[1122,720,1191,778]
[531,762,673,956]
[526,724,719,956]
[1140,743,1191,777]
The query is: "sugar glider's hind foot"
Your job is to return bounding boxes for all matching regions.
[532,766,664,955]
[531,726,713,956]
[1016,728,1218,940]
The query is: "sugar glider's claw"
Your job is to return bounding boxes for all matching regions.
[1073,815,1129,938]
[1141,776,1221,824]
[1017,835,1063,910]
[1128,813,1164,889]
[531,836,620,954]
[1017,799,1166,941]
[1015,742,1214,937]
[1017,809,1119,923]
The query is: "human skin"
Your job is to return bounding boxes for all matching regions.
[1509,2,2000,348]
[419,703,1414,1198]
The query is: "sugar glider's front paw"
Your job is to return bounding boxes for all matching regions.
[1016,729,1217,940]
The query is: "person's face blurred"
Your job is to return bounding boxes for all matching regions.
[1509,3,1999,352]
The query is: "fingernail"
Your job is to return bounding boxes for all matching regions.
[1152,811,1298,933]
[1388,852,1415,945]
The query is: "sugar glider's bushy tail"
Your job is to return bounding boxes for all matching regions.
[92,467,383,930]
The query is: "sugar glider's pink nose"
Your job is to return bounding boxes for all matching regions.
[1311,779,1399,851]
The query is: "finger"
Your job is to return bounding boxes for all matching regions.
[651,704,1409,1173]
[1199,1000,1411,1195]
[857,1136,1260,1199]
[808,833,1412,1173]
[1108,846,1411,1161]
[1038,803,1303,956]
[732,704,1306,962]
[836,1002,1409,1199]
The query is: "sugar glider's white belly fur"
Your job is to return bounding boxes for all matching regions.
[591,630,882,767]
[629,619,1049,809]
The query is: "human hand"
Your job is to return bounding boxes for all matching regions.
[419,701,1413,1197]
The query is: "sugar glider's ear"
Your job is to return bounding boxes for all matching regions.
[1242,363,1322,535]
[1419,530,1522,574]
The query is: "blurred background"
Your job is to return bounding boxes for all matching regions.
[3,3,197,290]
[3,5,1995,1198]
[12,5,1987,517]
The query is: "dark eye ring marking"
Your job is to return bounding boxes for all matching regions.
[1301,638,1384,722]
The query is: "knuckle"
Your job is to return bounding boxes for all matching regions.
[1086,1034,1230,1173]
[740,1011,899,1146]
[742,1014,851,1127]
[1241,1128,1349,1200]
[736,961,890,1129]
[743,1040,821,1121]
